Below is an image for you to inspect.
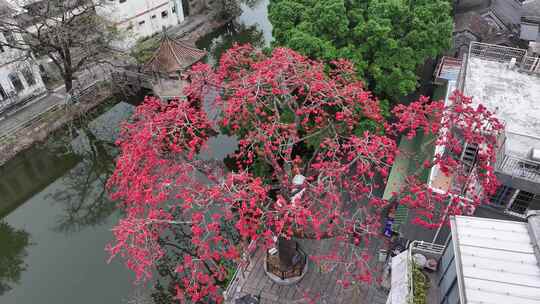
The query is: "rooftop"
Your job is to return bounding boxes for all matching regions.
[143,34,207,75]
[523,0,540,21]
[463,44,540,155]
[450,214,540,304]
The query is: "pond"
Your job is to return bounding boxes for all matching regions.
[0,100,141,304]
[196,0,273,65]
[0,3,272,304]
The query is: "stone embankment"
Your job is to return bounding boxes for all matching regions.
[0,11,230,167]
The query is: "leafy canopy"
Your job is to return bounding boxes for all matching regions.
[268,0,453,99]
[107,45,502,303]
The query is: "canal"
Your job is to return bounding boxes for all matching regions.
[0,2,272,303]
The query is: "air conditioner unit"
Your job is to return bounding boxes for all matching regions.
[508,57,517,69]
[529,148,540,162]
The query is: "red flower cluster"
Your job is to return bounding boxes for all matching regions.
[107,45,503,302]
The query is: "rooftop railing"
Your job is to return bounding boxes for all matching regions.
[468,42,540,76]
[469,42,527,63]
[498,154,540,183]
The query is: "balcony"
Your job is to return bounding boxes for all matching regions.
[498,154,540,183]
[408,241,445,304]
[389,241,444,304]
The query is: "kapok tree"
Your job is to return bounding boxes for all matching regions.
[107,45,503,303]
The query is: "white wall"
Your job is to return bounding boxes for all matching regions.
[0,59,47,108]
[97,0,185,48]
[0,32,46,110]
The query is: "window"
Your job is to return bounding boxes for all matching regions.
[138,20,145,26]
[490,185,515,207]
[0,45,4,53]
[9,73,24,92]
[0,84,7,100]
[161,11,168,18]
[22,68,36,86]
[509,190,538,215]
[172,5,176,13]
[119,0,126,3]
[3,31,16,45]
[151,15,157,19]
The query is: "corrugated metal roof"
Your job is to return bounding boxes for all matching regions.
[451,216,540,304]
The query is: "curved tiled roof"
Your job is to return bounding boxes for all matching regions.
[143,34,206,75]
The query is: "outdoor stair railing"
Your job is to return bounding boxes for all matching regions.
[223,240,257,302]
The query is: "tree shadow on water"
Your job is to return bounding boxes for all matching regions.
[45,125,119,234]
[0,222,31,295]
[196,21,266,65]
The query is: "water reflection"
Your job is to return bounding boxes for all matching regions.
[47,129,117,233]
[0,222,30,295]
[196,0,270,66]
[197,22,265,65]
[0,145,80,218]
[0,101,136,304]
[46,102,133,233]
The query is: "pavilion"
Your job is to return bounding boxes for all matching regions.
[142,33,207,99]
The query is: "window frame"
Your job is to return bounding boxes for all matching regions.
[9,72,24,93]
[21,67,36,87]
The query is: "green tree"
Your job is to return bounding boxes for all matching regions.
[269,0,453,100]
[0,222,30,295]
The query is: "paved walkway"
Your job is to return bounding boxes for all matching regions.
[0,59,116,138]
[0,87,66,137]
[227,239,388,304]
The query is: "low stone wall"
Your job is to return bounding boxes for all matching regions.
[0,85,113,167]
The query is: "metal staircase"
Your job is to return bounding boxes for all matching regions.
[461,142,479,173]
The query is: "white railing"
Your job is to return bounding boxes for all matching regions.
[223,264,243,301]
[469,42,527,63]
[223,240,257,302]
[468,42,540,76]
[498,154,540,183]
[521,55,540,75]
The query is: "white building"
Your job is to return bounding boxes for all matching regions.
[97,0,185,48]
[0,3,46,113]
[387,213,540,304]
[429,42,540,219]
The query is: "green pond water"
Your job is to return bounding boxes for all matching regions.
[0,2,272,303]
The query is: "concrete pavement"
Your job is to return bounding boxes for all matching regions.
[0,89,66,137]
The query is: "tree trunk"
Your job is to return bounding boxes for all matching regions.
[277,236,297,270]
[64,73,73,93]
